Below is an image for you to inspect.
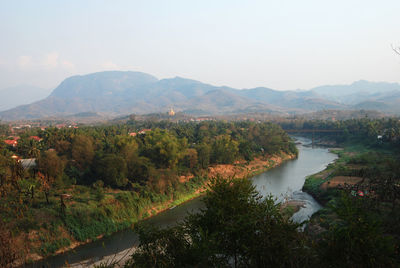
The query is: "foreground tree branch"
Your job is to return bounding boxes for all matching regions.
[392,44,400,56]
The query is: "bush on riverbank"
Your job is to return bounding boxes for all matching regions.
[127,177,313,268]
[316,193,397,267]
[303,140,400,266]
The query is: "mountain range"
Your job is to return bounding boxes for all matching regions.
[1,71,400,121]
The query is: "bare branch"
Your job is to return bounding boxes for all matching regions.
[391,44,400,56]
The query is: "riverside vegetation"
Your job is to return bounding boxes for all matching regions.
[295,118,400,267]
[0,120,297,266]
[106,118,400,267]
[2,118,400,267]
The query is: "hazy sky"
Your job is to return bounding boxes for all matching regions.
[1,0,400,91]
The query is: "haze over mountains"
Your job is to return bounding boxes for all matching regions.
[0,85,51,112]
[1,71,400,121]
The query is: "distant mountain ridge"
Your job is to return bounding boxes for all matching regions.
[310,80,400,104]
[50,71,158,99]
[1,71,400,120]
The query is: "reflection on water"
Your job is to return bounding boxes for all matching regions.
[32,137,336,267]
[251,136,337,223]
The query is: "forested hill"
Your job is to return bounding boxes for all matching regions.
[3,71,400,120]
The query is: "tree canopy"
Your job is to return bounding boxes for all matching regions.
[128,177,311,268]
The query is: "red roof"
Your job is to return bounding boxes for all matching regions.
[129,132,137,137]
[138,129,151,134]
[29,136,42,142]
[4,140,18,146]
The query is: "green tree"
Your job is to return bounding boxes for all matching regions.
[142,129,180,169]
[126,155,155,184]
[211,135,239,164]
[71,135,95,171]
[37,150,64,203]
[129,177,311,267]
[96,154,128,188]
[318,194,396,267]
[182,148,198,169]
[17,138,40,158]
[196,143,211,169]
[238,140,254,161]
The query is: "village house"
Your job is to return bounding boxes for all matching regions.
[138,129,151,135]
[4,136,20,147]
[195,117,214,122]
[19,158,36,169]
[29,136,42,142]
[4,139,18,147]
[56,124,66,129]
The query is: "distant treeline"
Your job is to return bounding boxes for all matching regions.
[5,121,296,188]
[279,117,400,146]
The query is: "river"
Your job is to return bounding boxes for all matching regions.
[31,137,337,267]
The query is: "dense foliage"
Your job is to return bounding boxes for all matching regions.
[124,118,400,268]
[4,117,399,266]
[0,120,296,264]
[127,177,312,268]
[279,117,400,146]
[294,118,400,267]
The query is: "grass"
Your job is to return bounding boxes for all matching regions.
[305,137,400,244]
[302,140,372,204]
[40,238,71,255]
[303,174,325,196]
[15,175,213,256]
[5,154,297,261]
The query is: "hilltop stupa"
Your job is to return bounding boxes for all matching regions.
[168,107,175,116]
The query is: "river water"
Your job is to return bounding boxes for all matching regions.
[32,137,336,267]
